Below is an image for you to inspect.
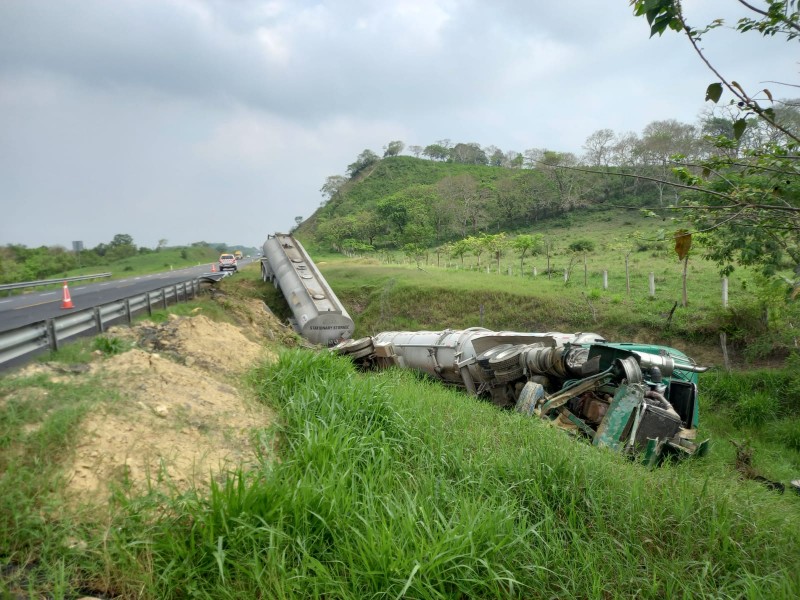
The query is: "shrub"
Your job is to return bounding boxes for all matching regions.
[93,336,127,356]
[568,239,595,252]
[731,391,776,427]
[763,418,800,451]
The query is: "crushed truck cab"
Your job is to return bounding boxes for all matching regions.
[333,329,709,463]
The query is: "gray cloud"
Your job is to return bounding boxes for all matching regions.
[0,0,796,249]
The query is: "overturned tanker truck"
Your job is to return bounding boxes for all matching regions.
[261,233,354,346]
[334,329,710,463]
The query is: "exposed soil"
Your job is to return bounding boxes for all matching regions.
[11,298,296,504]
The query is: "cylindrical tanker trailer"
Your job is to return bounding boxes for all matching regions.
[262,233,354,346]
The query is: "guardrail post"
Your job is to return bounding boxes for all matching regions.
[94,307,104,333]
[46,319,59,352]
[162,289,168,310]
[173,285,178,305]
[125,298,132,324]
[146,292,152,316]
[182,282,187,302]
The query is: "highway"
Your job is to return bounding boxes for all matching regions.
[0,259,255,333]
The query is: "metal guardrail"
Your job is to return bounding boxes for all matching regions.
[0,279,201,370]
[0,273,112,292]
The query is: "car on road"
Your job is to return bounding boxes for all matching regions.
[218,253,238,272]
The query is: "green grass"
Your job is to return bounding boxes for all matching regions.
[79,350,797,599]
[0,373,123,597]
[4,248,800,599]
[4,266,800,598]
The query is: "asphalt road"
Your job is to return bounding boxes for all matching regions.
[0,259,256,333]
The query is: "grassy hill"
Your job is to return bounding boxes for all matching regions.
[290,155,798,362]
[300,155,660,252]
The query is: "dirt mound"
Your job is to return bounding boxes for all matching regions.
[11,303,298,505]
[114,312,275,373]
[69,349,273,501]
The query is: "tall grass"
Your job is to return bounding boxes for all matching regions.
[109,350,800,599]
[0,374,119,595]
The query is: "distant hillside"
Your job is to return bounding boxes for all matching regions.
[296,156,665,253]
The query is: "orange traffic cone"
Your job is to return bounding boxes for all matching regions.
[61,281,75,309]
[211,263,217,272]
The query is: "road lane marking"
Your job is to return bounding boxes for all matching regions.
[15,298,59,309]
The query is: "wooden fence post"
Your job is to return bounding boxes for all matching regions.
[722,276,729,308]
[649,272,655,297]
[625,254,630,296]
[583,254,587,287]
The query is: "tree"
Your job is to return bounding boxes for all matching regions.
[534,150,586,211]
[450,238,471,266]
[491,177,526,227]
[110,234,134,248]
[108,234,137,260]
[346,149,380,178]
[506,150,524,168]
[582,128,616,167]
[157,239,168,252]
[465,235,486,267]
[511,234,544,274]
[631,0,800,279]
[449,142,488,165]
[408,145,423,158]
[481,233,508,270]
[437,174,488,236]
[352,211,384,245]
[316,216,358,251]
[636,119,698,206]
[383,140,405,157]
[423,144,449,161]
[320,175,348,203]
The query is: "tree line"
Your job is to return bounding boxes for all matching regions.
[310,99,797,279]
[0,235,223,284]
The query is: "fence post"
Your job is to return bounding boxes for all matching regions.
[649,273,655,297]
[533,266,537,277]
[603,270,608,290]
[94,307,104,333]
[720,332,731,372]
[508,266,512,276]
[46,319,59,352]
[625,254,630,296]
[722,276,729,308]
[564,269,569,283]
[583,254,587,287]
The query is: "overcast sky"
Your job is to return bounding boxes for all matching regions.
[1,1,796,250]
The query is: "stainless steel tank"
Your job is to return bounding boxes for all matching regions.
[262,233,354,345]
